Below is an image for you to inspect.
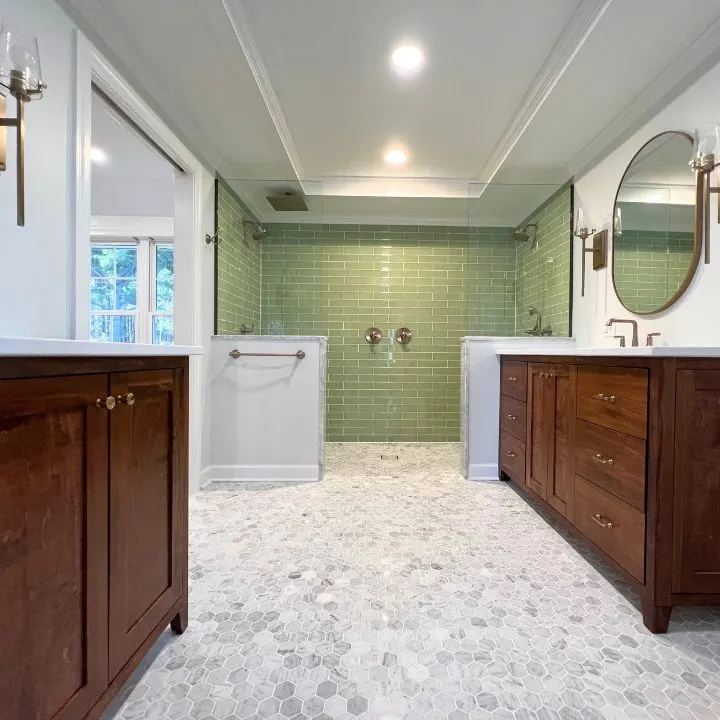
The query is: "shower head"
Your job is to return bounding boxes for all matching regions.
[514,223,538,245]
[244,221,267,241]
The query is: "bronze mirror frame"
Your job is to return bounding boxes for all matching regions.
[611,131,701,316]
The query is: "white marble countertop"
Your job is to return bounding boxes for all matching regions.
[498,346,720,357]
[462,336,576,343]
[212,335,326,342]
[0,337,204,357]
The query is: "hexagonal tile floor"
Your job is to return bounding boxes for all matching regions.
[103,443,720,720]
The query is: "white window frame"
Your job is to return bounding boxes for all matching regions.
[89,236,173,344]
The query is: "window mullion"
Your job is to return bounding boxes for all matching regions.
[137,238,151,344]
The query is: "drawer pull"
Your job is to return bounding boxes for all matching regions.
[116,393,136,406]
[507,376,518,382]
[592,513,614,529]
[505,450,518,458]
[594,393,616,403]
[506,414,517,421]
[593,453,615,466]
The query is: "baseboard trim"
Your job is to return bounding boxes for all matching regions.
[201,465,321,484]
[469,463,501,482]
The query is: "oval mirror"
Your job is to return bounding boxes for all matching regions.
[612,131,700,315]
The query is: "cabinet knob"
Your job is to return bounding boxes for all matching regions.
[506,414,517,421]
[95,396,116,411]
[117,393,136,406]
[593,453,615,466]
[507,376,518,382]
[505,450,517,457]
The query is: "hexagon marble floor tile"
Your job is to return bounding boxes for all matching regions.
[103,443,720,720]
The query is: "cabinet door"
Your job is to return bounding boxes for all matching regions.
[673,369,720,594]
[109,369,186,678]
[526,363,554,499]
[0,375,108,720]
[547,365,575,517]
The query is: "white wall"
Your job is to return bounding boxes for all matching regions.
[574,61,720,347]
[204,337,326,483]
[0,0,78,337]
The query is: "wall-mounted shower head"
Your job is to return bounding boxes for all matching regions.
[514,223,538,246]
[243,221,267,241]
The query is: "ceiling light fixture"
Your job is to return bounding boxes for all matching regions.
[391,44,425,75]
[384,146,408,165]
[90,147,108,165]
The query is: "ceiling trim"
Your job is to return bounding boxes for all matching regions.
[476,0,613,186]
[569,14,720,178]
[222,0,308,192]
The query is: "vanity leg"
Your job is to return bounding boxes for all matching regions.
[171,603,188,635]
[642,601,671,633]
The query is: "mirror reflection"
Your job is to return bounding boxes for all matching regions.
[613,131,698,314]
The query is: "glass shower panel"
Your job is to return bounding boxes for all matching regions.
[467,182,573,338]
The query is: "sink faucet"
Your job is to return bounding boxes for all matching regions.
[524,307,553,337]
[606,318,639,347]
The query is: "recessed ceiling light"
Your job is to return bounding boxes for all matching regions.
[90,147,108,165]
[384,146,409,165]
[391,44,425,75]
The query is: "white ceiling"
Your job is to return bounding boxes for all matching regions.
[60,0,720,225]
[91,90,176,217]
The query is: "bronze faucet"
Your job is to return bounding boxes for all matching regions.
[524,307,553,337]
[606,318,638,347]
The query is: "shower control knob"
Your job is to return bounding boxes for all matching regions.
[396,327,413,345]
[365,327,383,344]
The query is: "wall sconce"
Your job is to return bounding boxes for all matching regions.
[574,207,606,296]
[690,123,720,264]
[0,24,47,227]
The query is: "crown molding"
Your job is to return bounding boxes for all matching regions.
[222,0,309,193]
[476,0,613,187]
[569,14,720,178]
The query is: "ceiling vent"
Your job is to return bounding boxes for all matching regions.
[266,191,308,212]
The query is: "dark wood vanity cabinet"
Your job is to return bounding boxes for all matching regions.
[0,356,189,720]
[499,354,720,633]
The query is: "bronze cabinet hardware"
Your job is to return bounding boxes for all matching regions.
[116,393,135,406]
[365,327,382,344]
[505,450,517,458]
[506,414,517,421]
[396,327,412,345]
[95,396,116,410]
[593,453,615,466]
[508,376,518,382]
[594,393,616,403]
[592,513,614,529]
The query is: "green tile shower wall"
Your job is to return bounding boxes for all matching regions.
[215,180,262,334]
[515,185,572,337]
[261,225,517,442]
[614,230,695,313]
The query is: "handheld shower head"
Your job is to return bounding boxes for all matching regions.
[514,223,538,246]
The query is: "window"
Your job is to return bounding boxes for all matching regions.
[90,238,174,344]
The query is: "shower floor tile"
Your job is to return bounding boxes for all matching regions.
[104,443,720,720]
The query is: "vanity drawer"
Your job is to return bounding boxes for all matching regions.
[500,395,527,443]
[501,361,527,402]
[577,366,648,439]
[575,419,646,511]
[572,475,645,582]
[500,431,526,482]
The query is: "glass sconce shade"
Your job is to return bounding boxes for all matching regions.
[0,25,46,101]
[691,123,720,171]
[613,206,622,238]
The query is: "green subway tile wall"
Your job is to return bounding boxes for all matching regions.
[515,185,572,337]
[214,189,572,442]
[261,225,519,443]
[216,180,262,334]
[613,229,695,314]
